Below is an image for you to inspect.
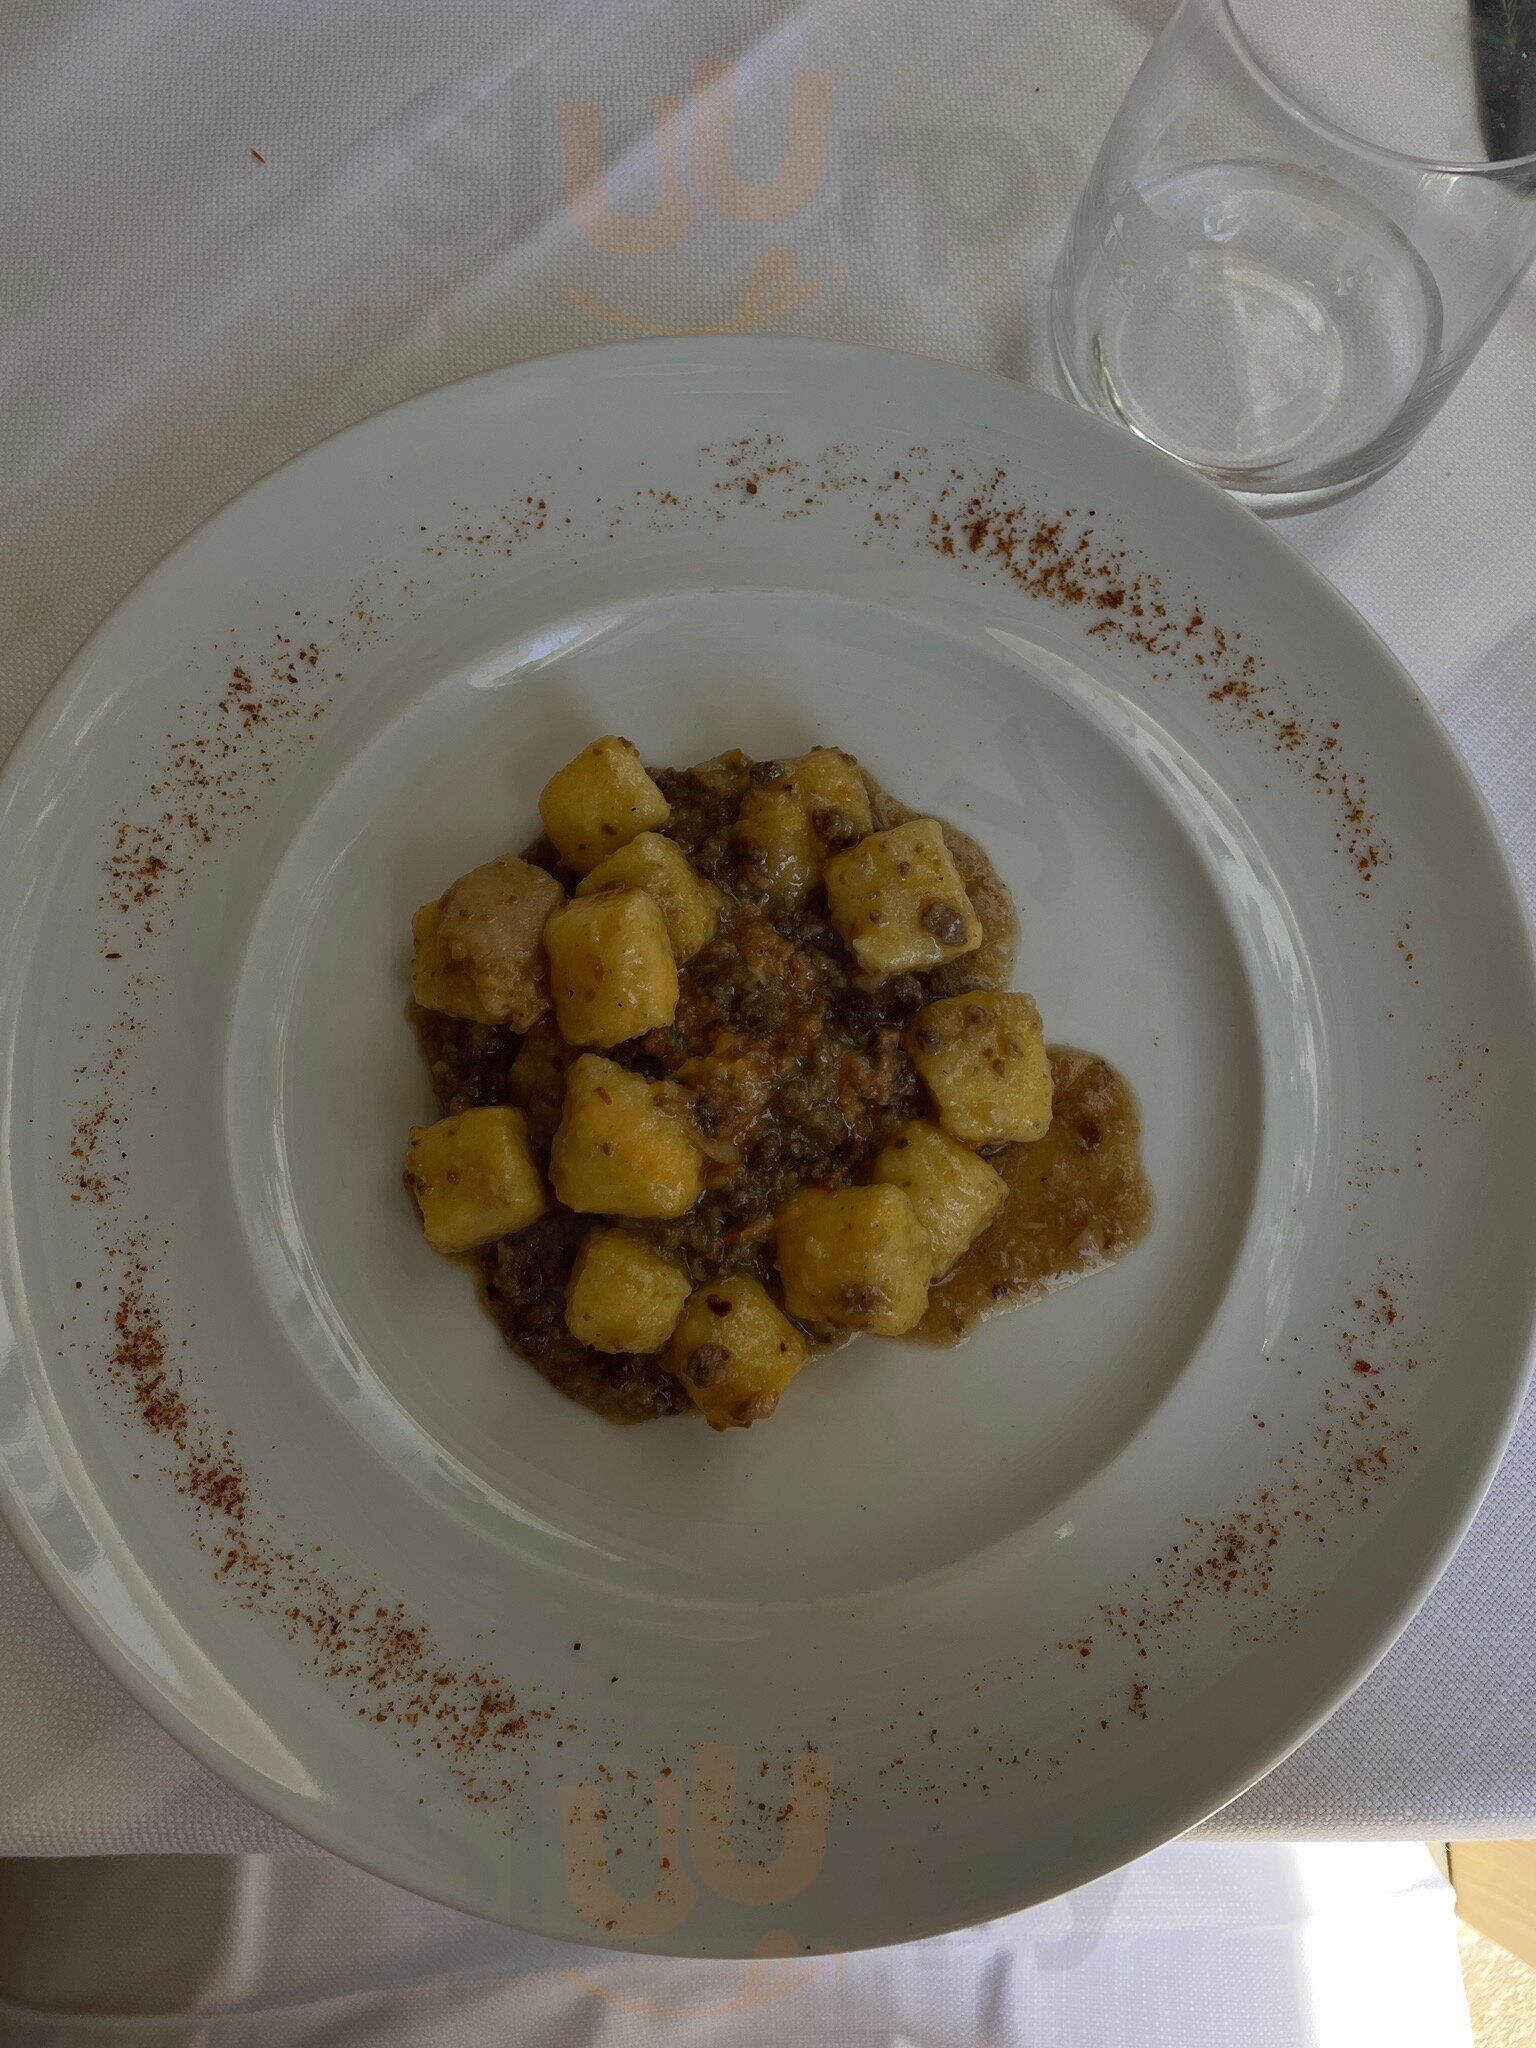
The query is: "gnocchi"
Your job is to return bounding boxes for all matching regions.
[873,1118,1008,1274]
[412,857,564,1030]
[406,1107,547,1253]
[543,886,680,1047]
[566,1229,690,1355]
[732,747,873,909]
[405,739,1148,1431]
[539,736,670,873]
[576,831,719,961]
[906,991,1053,1146]
[670,1275,810,1430]
[549,1055,704,1218]
[775,1183,933,1335]
[823,818,982,980]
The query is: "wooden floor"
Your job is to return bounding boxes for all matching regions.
[1451,1842,1536,2047]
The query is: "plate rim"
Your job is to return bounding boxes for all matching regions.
[2,333,1534,1946]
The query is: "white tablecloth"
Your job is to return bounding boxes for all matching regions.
[2,0,1533,1860]
[0,1844,1476,2046]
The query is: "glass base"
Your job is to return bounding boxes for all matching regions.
[1051,329,1411,516]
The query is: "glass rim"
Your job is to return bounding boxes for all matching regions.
[1218,0,1536,177]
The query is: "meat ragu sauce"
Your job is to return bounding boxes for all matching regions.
[413,749,1151,1423]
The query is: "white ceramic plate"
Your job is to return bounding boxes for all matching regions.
[1,340,1533,1955]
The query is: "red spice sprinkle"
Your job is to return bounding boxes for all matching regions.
[891,459,1391,895]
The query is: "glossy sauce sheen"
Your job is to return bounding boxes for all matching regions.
[415,752,1150,1421]
[920,1045,1151,1342]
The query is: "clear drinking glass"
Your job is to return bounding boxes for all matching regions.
[1051,0,1536,509]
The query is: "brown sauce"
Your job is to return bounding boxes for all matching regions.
[919,1045,1152,1343]
[414,750,1150,1422]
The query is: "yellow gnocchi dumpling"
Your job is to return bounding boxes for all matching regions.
[823,817,983,980]
[732,747,874,909]
[775,1183,932,1335]
[791,747,874,841]
[406,1106,547,1254]
[576,832,719,961]
[732,784,820,910]
[565,1229,690,1354]
[872,1118,1008,1275]
[906,992,1052,1146]
[669,1275,810,1430]
[678,748,752,798]
[410,901,480,1020]
[549,1055,704,1218]
[543,886,679,1048]
[412,857,564,1029]
[538,736,670,874]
